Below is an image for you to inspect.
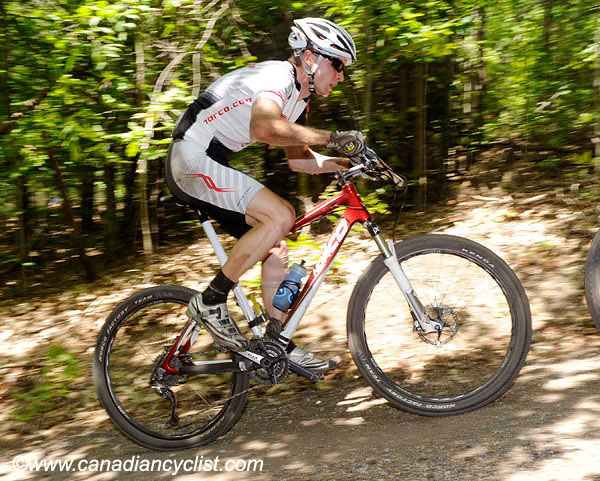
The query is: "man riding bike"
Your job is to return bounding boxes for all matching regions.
[165,17,365,374]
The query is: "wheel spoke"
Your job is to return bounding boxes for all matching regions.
[348,235,531,415]
[94,286,249,449]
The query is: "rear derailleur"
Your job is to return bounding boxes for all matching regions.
[149,348,189,426]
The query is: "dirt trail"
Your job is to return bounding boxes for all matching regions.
[2,157,600,481]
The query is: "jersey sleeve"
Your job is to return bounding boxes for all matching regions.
[253,65,294,109]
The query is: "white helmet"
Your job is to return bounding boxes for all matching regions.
[289,18,356,65]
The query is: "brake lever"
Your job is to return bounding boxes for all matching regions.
[371,155,406,187]
[346,148,406,187]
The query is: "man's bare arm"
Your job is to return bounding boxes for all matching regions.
[249,98,330,146]
[285,145,350,174]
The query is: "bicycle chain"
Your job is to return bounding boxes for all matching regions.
[171,383,262,431]
[162,342,288,430]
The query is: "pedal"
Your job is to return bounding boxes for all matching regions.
[289,361,323,383]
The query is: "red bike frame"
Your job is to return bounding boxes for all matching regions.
[281,181,373,335]
[162,181,375,373]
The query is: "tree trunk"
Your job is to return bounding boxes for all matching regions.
[1,0,28,290]
[138,160,153,253]
[413,62,427,211]
[103,161,116,260]
[135,30,153,254]
[594,15,600,168]
[14,169,28,290]
[192,52,201,98]
[149,153,161,245]
[395,65,410,170]
[122,157,138,246]
[47,147,96,280]
[0,0,8,122]
[473,6,486,147]
[543,0,554,55]
[362,7,373,135]
[80,168,94,235]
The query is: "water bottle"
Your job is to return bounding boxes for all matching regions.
[272,262,307,312]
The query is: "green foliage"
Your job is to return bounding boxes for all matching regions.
[1,0,599,287]
[12,346,83,422]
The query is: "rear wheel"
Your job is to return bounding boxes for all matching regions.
[93,285,249,450]
[347,234,531,416]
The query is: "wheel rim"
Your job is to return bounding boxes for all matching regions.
[361,249,518,402]
[103,298,240,440]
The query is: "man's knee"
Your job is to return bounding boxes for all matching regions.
[246,189,296,239]
[266,200,295,238]
[279,201,296,233]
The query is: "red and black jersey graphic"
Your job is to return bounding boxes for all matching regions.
[185,174,238,193]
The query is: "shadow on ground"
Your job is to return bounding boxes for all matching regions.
[2,154,600,480]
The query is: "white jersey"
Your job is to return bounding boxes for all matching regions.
[176,60,309,152]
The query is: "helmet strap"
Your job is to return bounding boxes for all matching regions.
[295,51,324,94]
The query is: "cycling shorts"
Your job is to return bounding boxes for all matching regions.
[165,138,264,239]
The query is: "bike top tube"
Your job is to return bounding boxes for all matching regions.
[292,182,371,233]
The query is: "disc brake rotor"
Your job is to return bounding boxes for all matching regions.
[417,304,459,346]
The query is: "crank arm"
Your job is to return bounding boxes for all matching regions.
[237,350,269,367]
[289,361,322,383]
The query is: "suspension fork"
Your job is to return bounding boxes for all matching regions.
[365,221,441,334]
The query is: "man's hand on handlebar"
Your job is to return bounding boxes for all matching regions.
[327,130,366,158]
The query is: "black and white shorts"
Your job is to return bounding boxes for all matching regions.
[165,138,264,238]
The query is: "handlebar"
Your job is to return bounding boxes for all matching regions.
[336,148,407,188]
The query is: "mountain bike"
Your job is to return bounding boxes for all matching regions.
[585,230,600,330]
[93,147,532,451]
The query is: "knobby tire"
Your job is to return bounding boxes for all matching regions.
[347,234,531,416]
[93,285,249,450]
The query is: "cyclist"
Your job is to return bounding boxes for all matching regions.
[165,17,365,374]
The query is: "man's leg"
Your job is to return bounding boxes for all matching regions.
[252,205,339,374]
[188,188,295,351]
[222,188,295,282]
[261,241,289,320]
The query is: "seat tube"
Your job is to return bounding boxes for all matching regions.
[200,220,261,335]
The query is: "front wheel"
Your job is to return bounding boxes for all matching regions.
[347,234,531,416]
[93,285,249,450]
[584,230,600,331]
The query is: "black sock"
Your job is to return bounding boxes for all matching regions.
[202,270,235,305]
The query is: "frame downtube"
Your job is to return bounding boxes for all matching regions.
[281,210,365,341]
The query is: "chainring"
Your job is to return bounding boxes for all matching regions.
[248,340,289,385]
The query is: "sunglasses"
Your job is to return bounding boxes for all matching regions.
[323,55,346,74]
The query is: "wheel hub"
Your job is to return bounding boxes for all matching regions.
[149,348,187,388]
[416,304,459,346]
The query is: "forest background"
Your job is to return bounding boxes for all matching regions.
[1,0,599,293]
